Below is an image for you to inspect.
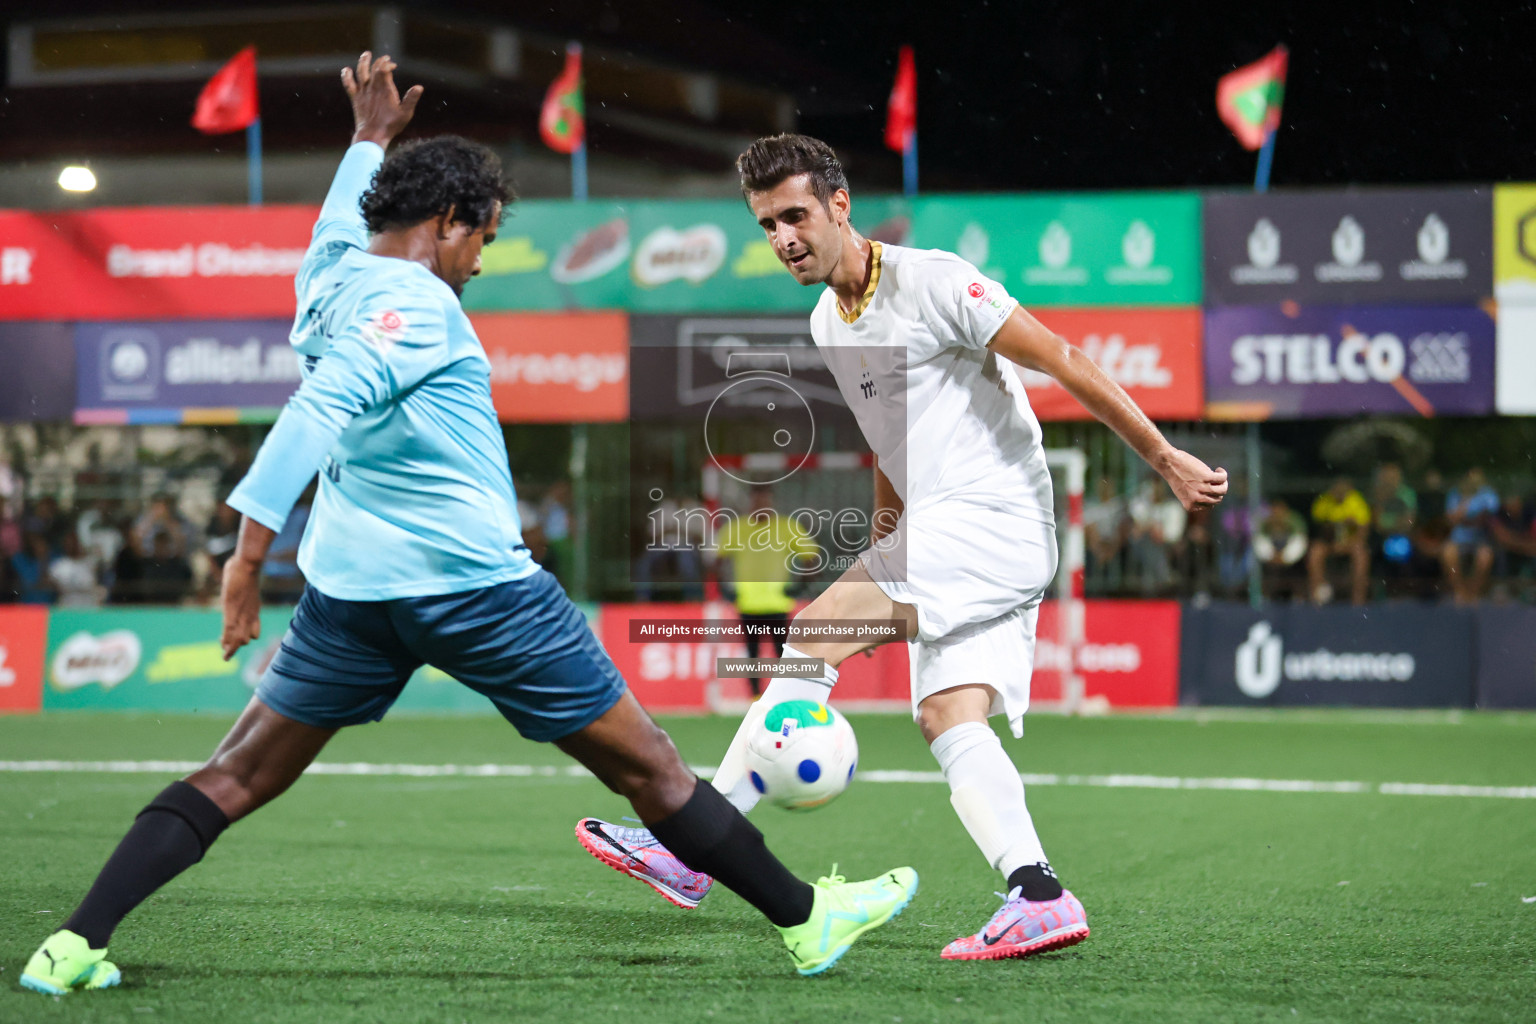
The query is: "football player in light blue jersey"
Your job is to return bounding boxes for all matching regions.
[20,53,916,996]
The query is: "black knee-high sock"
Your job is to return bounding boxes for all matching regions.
[647,780,814,928]
[63,781,230,948]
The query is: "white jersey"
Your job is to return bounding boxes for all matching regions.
[809,242,1053,521]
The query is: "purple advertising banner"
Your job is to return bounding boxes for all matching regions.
[1204,305,1496,420]
[0,322,75,421]
[75,320,301,422]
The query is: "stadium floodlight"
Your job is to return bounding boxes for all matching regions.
[58,166,97,192]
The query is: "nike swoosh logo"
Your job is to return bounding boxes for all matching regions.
[809,705,829,723]
[982,922,1021,946]
[585,821,641,863]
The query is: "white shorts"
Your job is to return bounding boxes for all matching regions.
[859,494,1057,641]
[858,494,1056,738]
[908,605,1038,738]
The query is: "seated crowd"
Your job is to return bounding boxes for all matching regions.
[1084,463,1536,604]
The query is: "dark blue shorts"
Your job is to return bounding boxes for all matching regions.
[256,570,625,741]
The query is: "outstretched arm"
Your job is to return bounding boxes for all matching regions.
[313,52,425,248]
[987,306,1229,512]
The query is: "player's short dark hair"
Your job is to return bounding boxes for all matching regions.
[361,136,513,234]
[736,133,849,208]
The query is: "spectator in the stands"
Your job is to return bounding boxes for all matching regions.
[76,498,126,569]
[1441,467,1499,603]
[0,499,22,558]
[11,530,58,604]
[134,493,193,562]
[110,521,149,604]
[539,479,574,586]
[1371,463,1423,594]
[141,530,194,604]
[1083,477,1129,585]
[1307,477,1371,605]
[260,500,310,604]
[23,496,67,549]
[0,540,20,602]
[49,530,105,608]
[1255,500,1309,601]
[1127,478,1186,595]
[1491,492,1536,597]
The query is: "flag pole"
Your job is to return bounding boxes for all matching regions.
[572,140,588,202]
[1246,125,1273,605]
[903,134,918,197]
[1253,128,1276,193]
[247,116,263,206]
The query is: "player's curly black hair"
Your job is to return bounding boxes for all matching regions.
[360,135,514,234]
[736,133,849,208]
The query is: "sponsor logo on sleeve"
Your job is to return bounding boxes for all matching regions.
[360,309,409,352]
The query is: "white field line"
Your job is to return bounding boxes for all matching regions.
[2,760,1535,800]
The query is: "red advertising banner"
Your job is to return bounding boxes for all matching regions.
[0,606,48,714]
[0,206,318,321]
[1034,600,1182,708]
[1019,308,1204,421]
[598,599,1181,712]
[471,312,629,423]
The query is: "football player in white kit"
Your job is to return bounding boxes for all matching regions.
[576,134,1227,960]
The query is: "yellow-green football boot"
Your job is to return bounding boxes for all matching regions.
[20,929,121,995]
[778,865,918,976]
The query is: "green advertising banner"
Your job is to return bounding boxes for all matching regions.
[462,193,1188,312]
[911,193,1202,307]
[41,603,603,715]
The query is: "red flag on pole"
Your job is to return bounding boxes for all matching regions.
[540,46,585,155]
[192,46,260,135]
[1216,45,1288,151]
[885,45,916,153]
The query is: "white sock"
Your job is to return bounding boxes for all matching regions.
[930,721,1048,879]
[711,645,837,813]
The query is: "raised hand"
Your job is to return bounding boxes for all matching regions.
[342,51,424,149]
[1159,449,1229,513]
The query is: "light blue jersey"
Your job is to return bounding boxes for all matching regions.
[228,142,537,600]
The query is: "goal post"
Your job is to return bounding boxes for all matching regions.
[1040,447,1088,716]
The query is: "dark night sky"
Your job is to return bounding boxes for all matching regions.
[4,0,1532,191]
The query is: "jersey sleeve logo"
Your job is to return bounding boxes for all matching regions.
[965,279,1012,317]
[360,309,409,352]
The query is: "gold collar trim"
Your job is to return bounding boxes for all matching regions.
[835,240,882,324]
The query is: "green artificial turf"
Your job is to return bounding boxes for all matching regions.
[2,710,1534,1023]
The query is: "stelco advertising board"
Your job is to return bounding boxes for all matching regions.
[1204,304,1495,419]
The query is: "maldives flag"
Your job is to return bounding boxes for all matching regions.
[540,46,585,154]
[1217,45,1288,150]
[885,46,916,153]
[192,46,260,134]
